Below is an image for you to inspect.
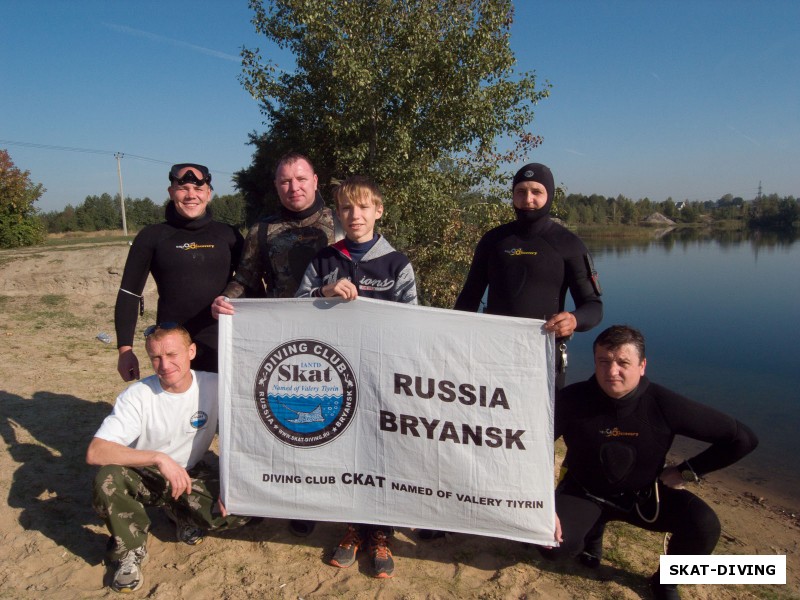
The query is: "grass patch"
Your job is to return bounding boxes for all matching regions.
[603,522,662,574]
[43,234,133,247]
[7,295,95,331]
[40,294,68,306]
[0,252,48,267]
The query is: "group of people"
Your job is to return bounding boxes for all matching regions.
[89,155,757,598]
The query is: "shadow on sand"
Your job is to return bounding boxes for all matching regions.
[0,390,113,565]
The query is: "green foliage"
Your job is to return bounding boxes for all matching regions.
[0,149,45,248]
[238,0,549,306]
[42,195,167,233]
[212,193,247,228]
[41,204,79,233]
[76,193,120,231]
[125,197,164,229]
[745,194,799,230]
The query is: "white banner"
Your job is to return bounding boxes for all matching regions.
[219,298,556,545]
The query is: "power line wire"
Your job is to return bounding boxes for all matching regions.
[0,139,234,175]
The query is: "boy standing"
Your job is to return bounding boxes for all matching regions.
[296,175,417,577]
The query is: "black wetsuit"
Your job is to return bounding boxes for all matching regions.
[548,375,758,558]
[114,203,244,372]
[454,214,602,386]
[455,214,601,324]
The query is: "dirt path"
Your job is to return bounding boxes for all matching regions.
[0,241,796,599]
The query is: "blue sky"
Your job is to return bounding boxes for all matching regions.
[1,1,797,213]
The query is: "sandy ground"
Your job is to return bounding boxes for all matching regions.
[0,238,797,599]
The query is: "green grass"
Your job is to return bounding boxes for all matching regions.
[40,294,67,306]
[43,234,134,247]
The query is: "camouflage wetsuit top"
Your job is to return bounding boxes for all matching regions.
[224,195,340,299]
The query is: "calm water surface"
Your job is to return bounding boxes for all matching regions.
[564,229,800,505]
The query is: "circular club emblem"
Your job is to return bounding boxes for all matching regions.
[254,339,357,447]
[189,411,208,429]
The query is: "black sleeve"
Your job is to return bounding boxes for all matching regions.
[656,386,759,476]
[114,229,158,348]
[564,253,603,332]
[454,234,490,311]
[230,226,245,278]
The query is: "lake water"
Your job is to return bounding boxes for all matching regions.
[562,229,800,506]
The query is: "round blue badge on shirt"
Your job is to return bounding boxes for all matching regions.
[190,411,208,429]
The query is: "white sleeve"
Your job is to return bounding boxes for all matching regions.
[93,384,144,447]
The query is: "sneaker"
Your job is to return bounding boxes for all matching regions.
[330,525,362,569]
[288,519,316,537]
[369,529,394,579]
[649,571,681,600]
[111,545,148,593]
[579,550,601,569]
[578,539,602,568]
[165,507,205,546]
[579,523,604,568]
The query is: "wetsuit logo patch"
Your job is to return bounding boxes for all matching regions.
[190,411,209,429]
[176,242,215,250]
[253,339,357,448]
[505,248,538,257]
[599,427,639,438]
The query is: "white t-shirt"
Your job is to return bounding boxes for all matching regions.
[94,370,218,469]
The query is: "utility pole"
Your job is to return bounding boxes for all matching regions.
[115,152,128,236]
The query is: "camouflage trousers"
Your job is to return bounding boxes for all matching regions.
[92,461,249,560]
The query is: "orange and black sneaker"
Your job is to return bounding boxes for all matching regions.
[369,529,395,578]
[330,525,362,568]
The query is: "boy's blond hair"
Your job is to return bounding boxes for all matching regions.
[333,176,383,210]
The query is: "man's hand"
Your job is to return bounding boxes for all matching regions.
[117,347,140,381]
[543,513,563,549]
[211,296,235,319]
[659,466,686,490]
[154,453,194,500]
[321,279,358,301]
[545,312,577,338]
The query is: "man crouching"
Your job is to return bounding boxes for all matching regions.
[87,323,248,593]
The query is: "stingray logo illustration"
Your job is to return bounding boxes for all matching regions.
[254,339,358,448]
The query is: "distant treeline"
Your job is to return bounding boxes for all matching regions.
[39,190,797,235]
[40,193,246,233]
[557,192,798,230]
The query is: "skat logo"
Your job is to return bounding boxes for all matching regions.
[599,427,639,438]
[505,248,538,256]
[524,169,535,178]
[254,339,358,448]
[176,242,215,251]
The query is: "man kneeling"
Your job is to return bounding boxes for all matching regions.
[544,325,758,600]
[87,323,248,593]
